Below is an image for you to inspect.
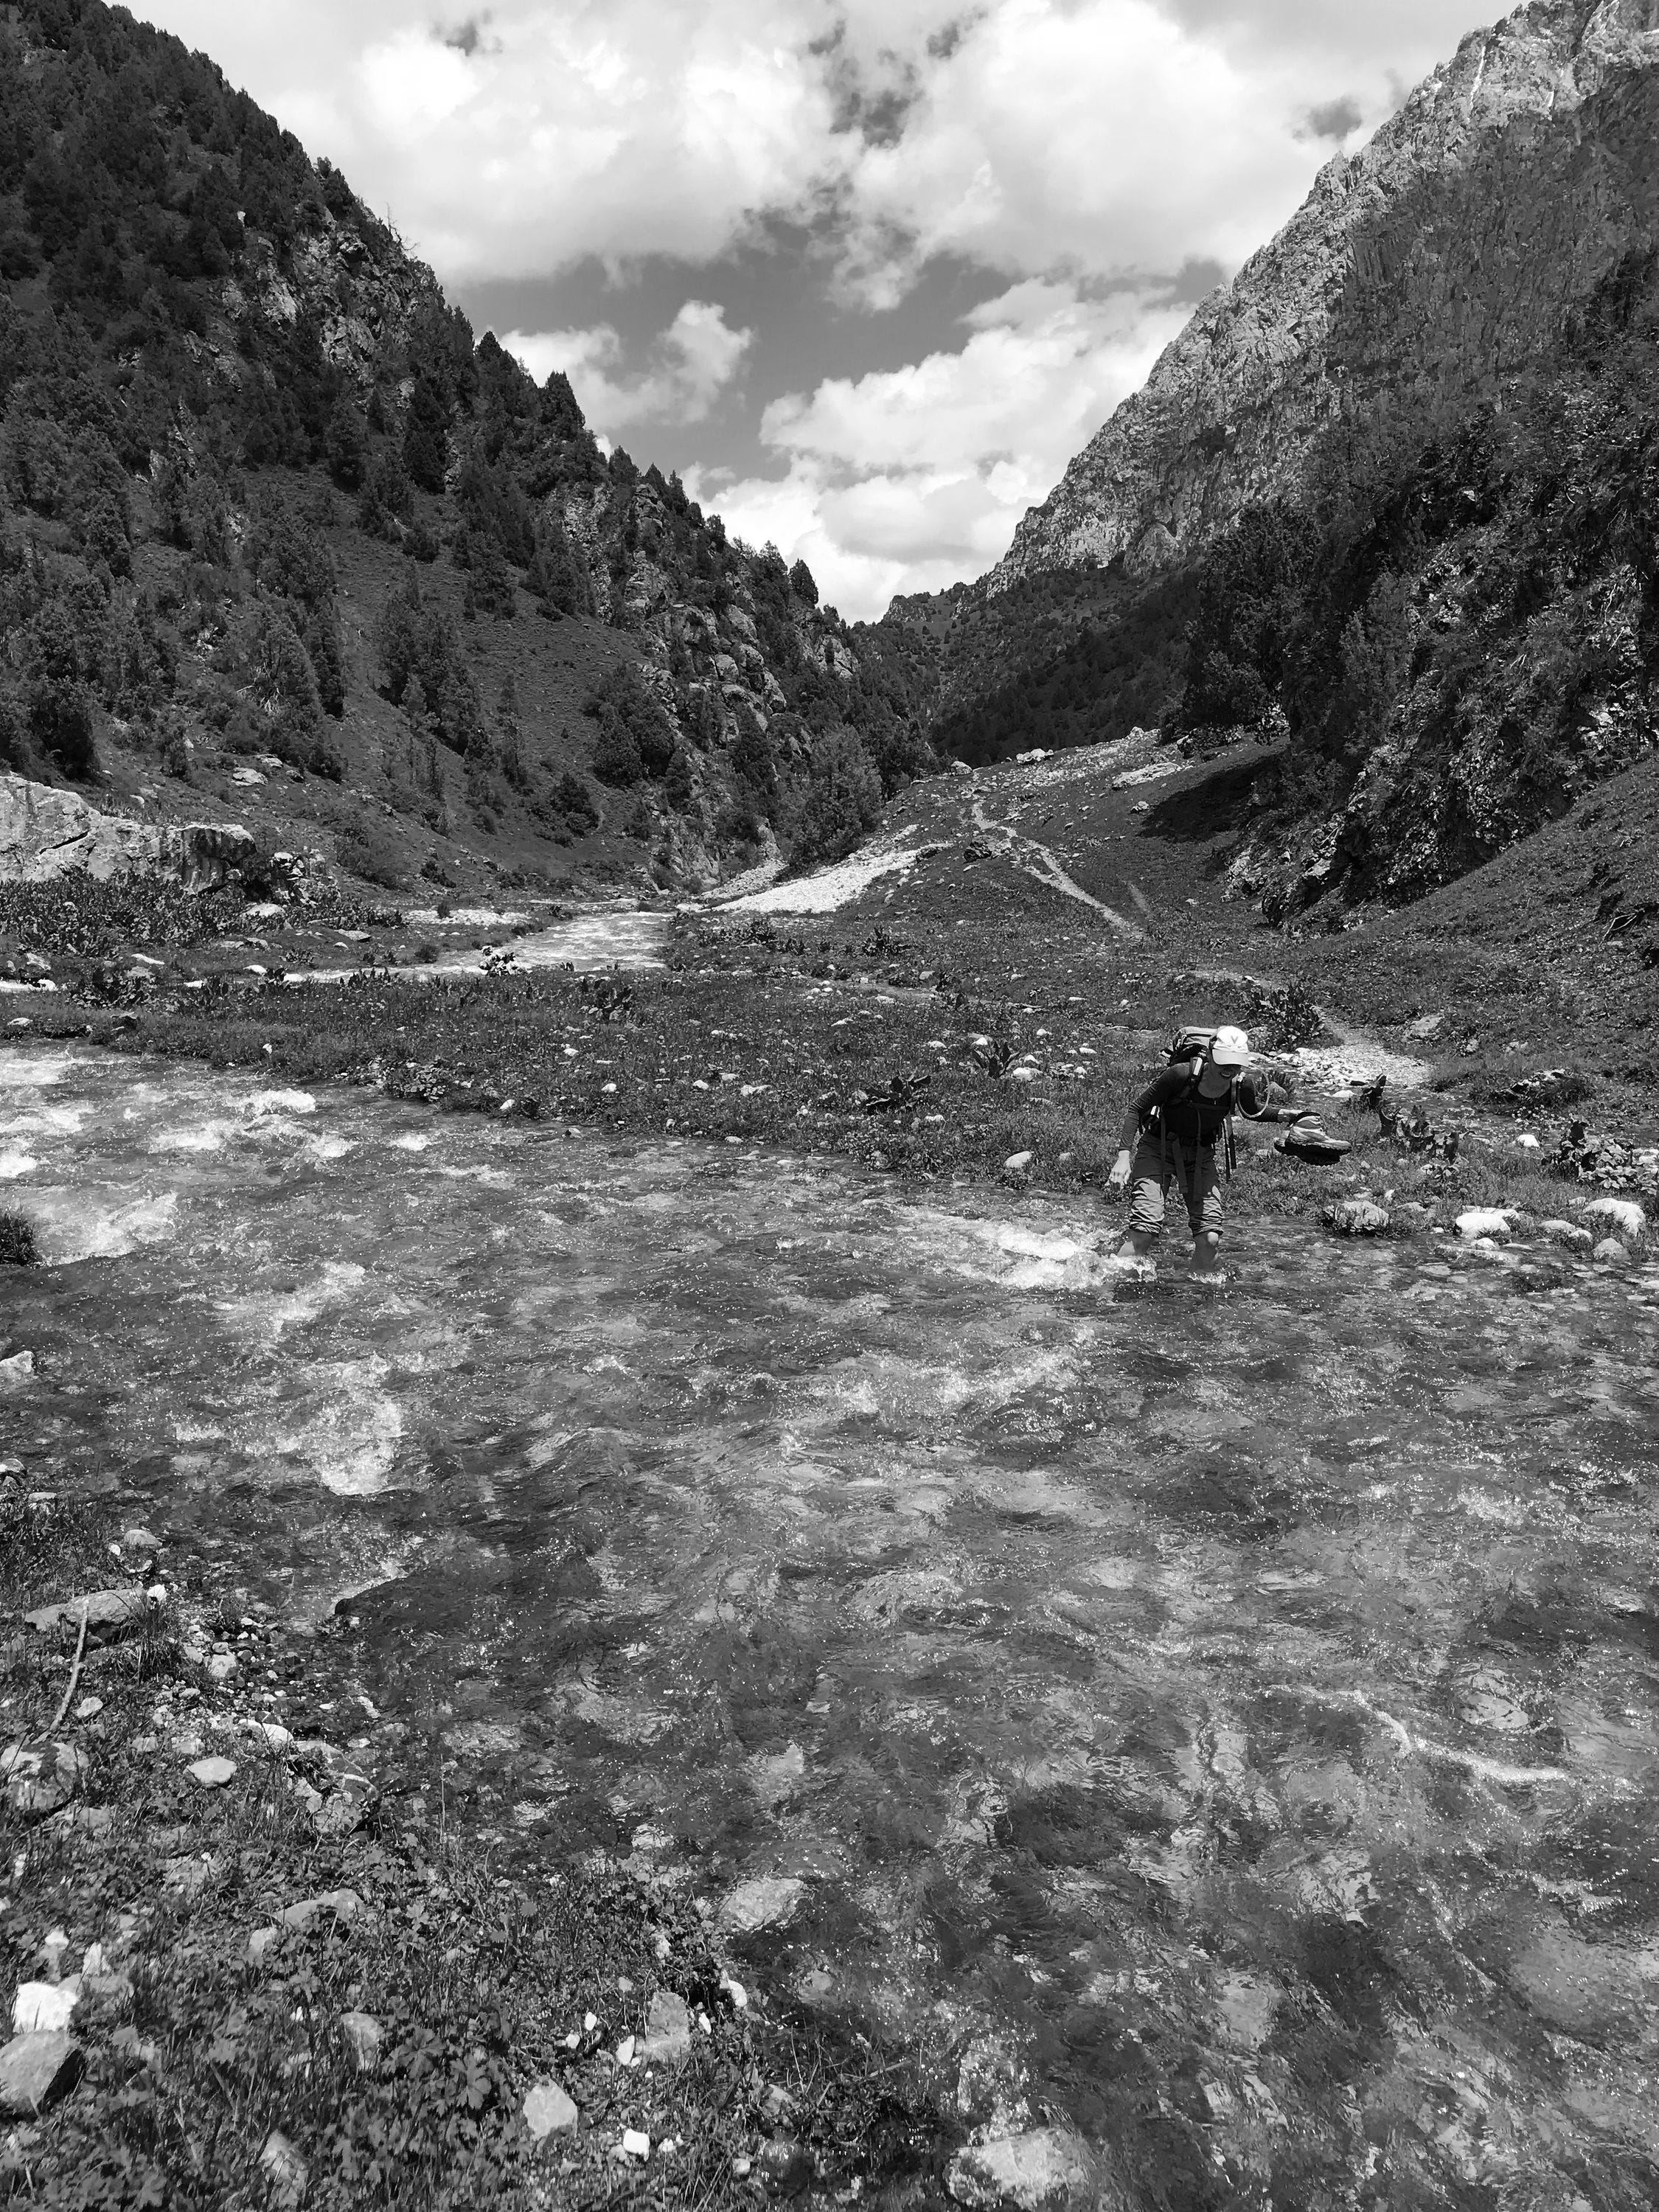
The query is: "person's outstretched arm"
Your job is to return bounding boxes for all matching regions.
[1107,1073,1170,1191]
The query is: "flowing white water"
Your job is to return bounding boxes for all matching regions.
[3,1044,1658,2202]
[288,907,672,983]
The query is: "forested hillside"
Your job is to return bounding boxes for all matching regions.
[0,0,932,897]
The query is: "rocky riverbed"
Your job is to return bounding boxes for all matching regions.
[3,1044,1658,2208]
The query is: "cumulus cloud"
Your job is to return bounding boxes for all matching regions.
[142,0,1497,284]
[137,0,1501,605]
[503,302,753,435]
[831,1,1316,302]
[1299,94,1365,144]
[703,278,1189,617]
[145,0,841,276]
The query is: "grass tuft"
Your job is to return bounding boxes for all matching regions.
[0,1208,38,1265]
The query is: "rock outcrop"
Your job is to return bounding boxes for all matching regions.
[992,0,1659,590]
[0,775,254,891]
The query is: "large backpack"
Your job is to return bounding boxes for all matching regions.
[1153,1028,1239,1177]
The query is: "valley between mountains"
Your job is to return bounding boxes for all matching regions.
[3,1,1659,2209]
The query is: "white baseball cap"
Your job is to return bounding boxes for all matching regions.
[1209,1025,1250,1068]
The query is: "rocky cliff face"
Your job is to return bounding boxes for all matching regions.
[992,0,1659,590]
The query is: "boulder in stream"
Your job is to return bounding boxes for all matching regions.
[718,1876,805,1933]
[947,2128,1097,2211]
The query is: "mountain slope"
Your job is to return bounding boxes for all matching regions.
[863,0,1659,941]
[993,0,1659,589]
[0,0,932,901]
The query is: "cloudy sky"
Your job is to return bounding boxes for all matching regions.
[142,0,1499,617]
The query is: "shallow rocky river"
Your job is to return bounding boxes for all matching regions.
[4,1044,1659,2205]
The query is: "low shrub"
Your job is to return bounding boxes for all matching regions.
[0,1208,37,1264]
[335,820,408,891]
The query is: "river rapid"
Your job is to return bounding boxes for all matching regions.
[4,1043,1659,2206]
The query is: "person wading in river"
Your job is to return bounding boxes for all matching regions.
[1105,1024,1281,1273]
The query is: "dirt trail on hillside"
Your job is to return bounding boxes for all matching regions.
[968,794,1144,939]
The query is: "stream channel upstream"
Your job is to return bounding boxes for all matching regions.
[4,1030,1659,2203]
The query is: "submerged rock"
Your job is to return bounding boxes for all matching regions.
[719,1876,805,1933]
[947,2128,1096,2211]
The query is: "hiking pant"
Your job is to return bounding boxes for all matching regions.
[1127,1133,1224,1243]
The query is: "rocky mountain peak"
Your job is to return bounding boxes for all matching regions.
[989,0,1659,591]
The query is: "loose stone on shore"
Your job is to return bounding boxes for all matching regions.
[1324,1197,1390,1236]
[260,2128,308,2208]
[2,1739,88,1820]
[338,2011,382,2070]
[639,1989,693,2065]
[24,1587,150,1641]
[0,2030,83,2117]
[1583,1196,1646,1242]
[12,1981,79,2034]
[523,2079,579,2140]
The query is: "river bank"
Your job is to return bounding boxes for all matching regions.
[1,1481,947,2209]
[1,910,1641,1256]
